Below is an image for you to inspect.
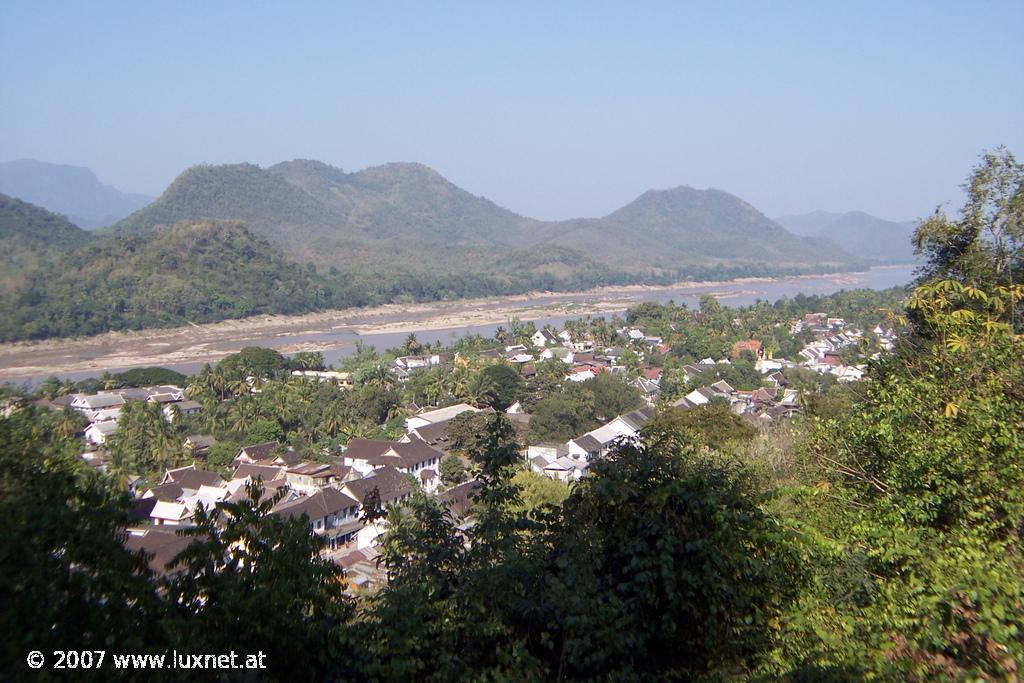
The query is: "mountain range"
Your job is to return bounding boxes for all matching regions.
[0,159,153,229]
[774,210,919,264]
[1,158,922,341]
[107,159,855,281]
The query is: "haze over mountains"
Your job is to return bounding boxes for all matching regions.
[775,210,919,264]
[0,159,152,229]
[0,157,928,342]
[109,159,854,278]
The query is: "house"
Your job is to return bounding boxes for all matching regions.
[565,407,653,462]
[290,370,353,388]
[124,529,193,577]
[79,450,110,472]
[755,358,784,373]
[437,479,481,519]
[183,434,216,457]
[567,434,604,460]
[343,438,444,492]
[634,377,660,405]
[231,462,287,482]
[732,340,764,359]
[284,462,353,493]
[273,487,362,551]
[543,457,584,483]
[674,380,734,409]
[567,368,596,382]
[341,466,413,510]
[233,442,300,467]
[180,484,230,514]
[400,415,480,457]
[164,400,201,422]
[539,346,573,363]
[84,420,119,445]
[405,403,480,432]
[142,482,185,502]
[394,354,445,372]
[161,465,224,492]
[149,500,193,526]
[531,329,560,348]
[233,441,278,465]
[832,365,865,382]
[527,442,569,466]
[71,392,125,412]
[341,466,414,549]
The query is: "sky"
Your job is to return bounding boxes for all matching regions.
[1,1,1021,222]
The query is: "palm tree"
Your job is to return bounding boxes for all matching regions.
[319,408,347,439]
[229,398,256,434]
[202,397,225,433]
[364,363,395,391]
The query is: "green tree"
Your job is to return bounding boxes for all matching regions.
[246,418,283,444]
[511,469,569,514]
[473,363,522,410]
[914,147,1023,287]
[0,407,162,671]
[546,434,804,680]
[439,454,468,485]
[164,481,355,680]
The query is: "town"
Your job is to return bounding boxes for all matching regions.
[16,288,902,590]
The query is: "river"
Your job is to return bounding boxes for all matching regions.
[0,264,916,387]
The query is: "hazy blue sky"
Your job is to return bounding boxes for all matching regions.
[1,1,1021,221]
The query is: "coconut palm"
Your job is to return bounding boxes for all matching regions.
[363,363,395,391]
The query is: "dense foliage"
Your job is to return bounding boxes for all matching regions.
[0,220,328,341]
[0,192,93,290]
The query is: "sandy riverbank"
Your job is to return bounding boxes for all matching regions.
[0,267,906,380]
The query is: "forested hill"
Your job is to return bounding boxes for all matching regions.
[775,210,919,263]
[0,220,327,341]
[110,159,859,278]
[546,186,849,271]
[0,159,152,229]
[0,193,93,291]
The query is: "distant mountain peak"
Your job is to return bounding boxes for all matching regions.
[0,159,153,229]
[774,210,919,264]
[110,157,859,274]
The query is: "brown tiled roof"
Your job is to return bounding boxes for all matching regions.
[346,437,443,470]
[237,442,278,461]
[124,529,193,577]
[165,466,223,491]
[232,463,286,481]
[343,466,412,506]
[145,482,184,502]
[273,487,359,522]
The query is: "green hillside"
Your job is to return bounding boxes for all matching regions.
[0,193,94,290]
[0,220,327,341]
[549,187,851,275]
[111,163,338,242]
[111,160,859,281]
[269,159,543,246]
